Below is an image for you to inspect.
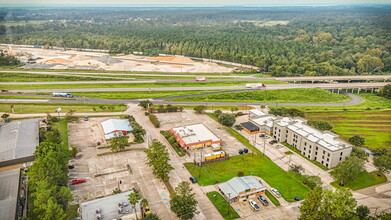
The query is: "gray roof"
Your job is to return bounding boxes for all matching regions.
[218,176,266,199]
[101,119,133,134]
[81,191,140,220]
[0,169,20,220]
[0,119,39,164]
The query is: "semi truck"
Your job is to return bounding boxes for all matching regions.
[246,83,266,88]
[52,92,74,98]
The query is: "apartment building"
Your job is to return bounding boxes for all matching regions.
[250,116,352,168]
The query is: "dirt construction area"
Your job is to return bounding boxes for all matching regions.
[156,111,252,162]
[67,117,176,219]
[8,46,233,73]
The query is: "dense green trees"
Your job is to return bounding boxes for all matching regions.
[348,135,366,147]
[145,139,173,181]
[217,113,236,127]
[307,120,333,131]
[109,134,130,152]
[28,127,73,219]
[0,52,20,65]
[331,156,365,186]
[2,7,390,75]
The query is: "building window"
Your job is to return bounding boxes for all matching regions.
[326,163,329,167]
[328,153,330,157]
[303,152,306,156]
[322,155,325,159]
[308,155,310,159]
[315,151,318,155]
[309,145,312,149]
[315,157,317,160]
[322,161,324,164]
[304,142,307,146]
[339,157,342,161]
[316,147,318,150]
[309,150,311,154]
[340,152,343,156]
[304,147,306,151]
[323,151,325,154]
[327,158,329,162]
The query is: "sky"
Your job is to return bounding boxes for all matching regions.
[1,0,391,6]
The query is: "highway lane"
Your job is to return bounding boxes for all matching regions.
[5,82,388,93]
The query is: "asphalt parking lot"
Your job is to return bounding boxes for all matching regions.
[68,117,176,219]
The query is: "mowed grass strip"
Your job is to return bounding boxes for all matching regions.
[184,154,309,202]
[206,191,240,220]
[0,80,284,90]
[73,90,226,99]
[331,171,387,191]
[170,88,350,103]
[0,102,126,114]
[306,110,391,149]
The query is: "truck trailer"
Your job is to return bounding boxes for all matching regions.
[52,92,74,98]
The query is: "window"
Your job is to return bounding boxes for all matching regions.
[339,157,342,161]
[322,161,324,164]
[327,158,329,162]
[308,155,310,159]
[326,163,329,167]
[303,152,306,156]
[304,147,306,151]
[322,155,325,159]
[340,152,343,156]
[316,147,318,150]
[323,151,325,154]
[309,150,311,154]
[315,152,318,155]
[309,145,312,149]
[304,142,307,146]
[328,153,330,157]
[315,157,317,160]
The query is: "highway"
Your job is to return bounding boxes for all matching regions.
[5,82,387,93]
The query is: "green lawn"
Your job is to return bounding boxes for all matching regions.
[306,110,391,149]
[52,119,69,147]
[206,191,240,220]
[0,103,126,114]
[73,90,226,99]
[282,143,329,170]
[0,72,119,82]
[0,80,284,90]
[170,88,350,103]
[184,154,310,202]
[265,190,280,206]
[331,171,387,191]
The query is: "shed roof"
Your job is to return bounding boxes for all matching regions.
[0,119,39,164]
[249,109,266,117]
[218,176,265,199]
[101,119,133,134]
[172,124,222,146]
[240,122,259,132]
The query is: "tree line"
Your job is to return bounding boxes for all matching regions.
[1,7,390,75]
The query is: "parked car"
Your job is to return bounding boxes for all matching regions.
[259,134,266,138]
[189,176,197,183]
[249,199,260,211]
[143,206,151,216]
[257,195,269,206]
[84,116,89,121]
[270,188,281,198]
[72,178,86,185]
[68,164,75,169]
[294,196,301,201]
[275,144,284,148]
[269,140,277,145]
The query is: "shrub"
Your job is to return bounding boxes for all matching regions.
[148,114,160,128]
[218,113,236,127]
[237,171,244,177]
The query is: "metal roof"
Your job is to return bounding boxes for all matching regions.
[240,122,259,132]
[172,124,222,146]
[249,109,266,117]
[218,176,265,199]
[101,119,133,134]
[0,119,39,163]
[0,169,20,220]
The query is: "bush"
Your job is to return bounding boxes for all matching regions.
[97,141,101,146]
[237,171,244,177]
[193,105,206,113]
[236,111,244,116]
[217,113,236,127]
[308,120,333,131]
[214,110,222,117]
[148,114,160,128]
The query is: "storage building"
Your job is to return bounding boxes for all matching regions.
[170,124,223,150]
[218,176,267,202]
[101,119,133,140]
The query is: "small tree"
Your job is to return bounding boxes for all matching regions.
[1,113,10,122]
[290,164,304,173]
[302,175,321,189]
[374,155,391,173]
[128,192,141,220]
[145,140,173,181]
[214,110,222,117]
[99,105,106,111]
[139,100,153,109]
[378,83,391,98]
[144,213,160,220]
[231,106,239,113]
[218,113,236,127]
[193,105,206,114]
[350,147,369,161]
[234,124,243,131]
[139,198,149,218]
[170,181,198,220]
[69,145,78,158]
[372,148,388,157]
[348,135,365,147]
[107,106,115,112]
[307,120,333,131]
[355,205,370,220]
[109,134,130,152]
[331,156,365,186]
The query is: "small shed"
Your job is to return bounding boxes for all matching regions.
[240,122,260,134]
[101,119,133,140]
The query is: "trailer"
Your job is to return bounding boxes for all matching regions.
[52,92,74,98]
[195,77,206,81]
[245,83,266,88]
[204,151,226,161]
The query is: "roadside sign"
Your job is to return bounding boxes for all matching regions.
[10,104,14,113]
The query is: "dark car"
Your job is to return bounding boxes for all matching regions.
[189,176,197,183]
[269,140,277,145]
[294,196,300,201]
[257,195,269,206]
[72,178,86,185]
[68,164,75,169]
[259,134,266,138]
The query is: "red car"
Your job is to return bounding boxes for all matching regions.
[72,178,86,185]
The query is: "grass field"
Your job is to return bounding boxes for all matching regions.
[0,80,284,90]
[306,110,391,149]
[0,72,121,82]
[206,191,240,220]
[331,171,387,191]
[170,88,350,103]
[265,190,281,206]
[73,90,225,99]
[52,119,69,147]
[184,154,309,202]
[0,103,126,114]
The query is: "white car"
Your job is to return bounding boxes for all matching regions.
[270,188,281,198]
[249,199,260,211]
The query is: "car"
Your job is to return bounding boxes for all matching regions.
[72,178,86,185]
[269,140,277,145]
[294,196,301,201]
[257,195,269,206]
[189,176,197,183]
[84,116,89,121]
[275,144,284,148]
[68,164,75,169]
[144,206,151,216]
[259,134,266,138]
[270,188,281,198]
[249,199,260,211]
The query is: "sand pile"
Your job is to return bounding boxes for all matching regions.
[44,58,72,64]
[147,56,195,63]
[94,55,122,65]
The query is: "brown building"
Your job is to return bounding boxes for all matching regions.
[218,176,267,202]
